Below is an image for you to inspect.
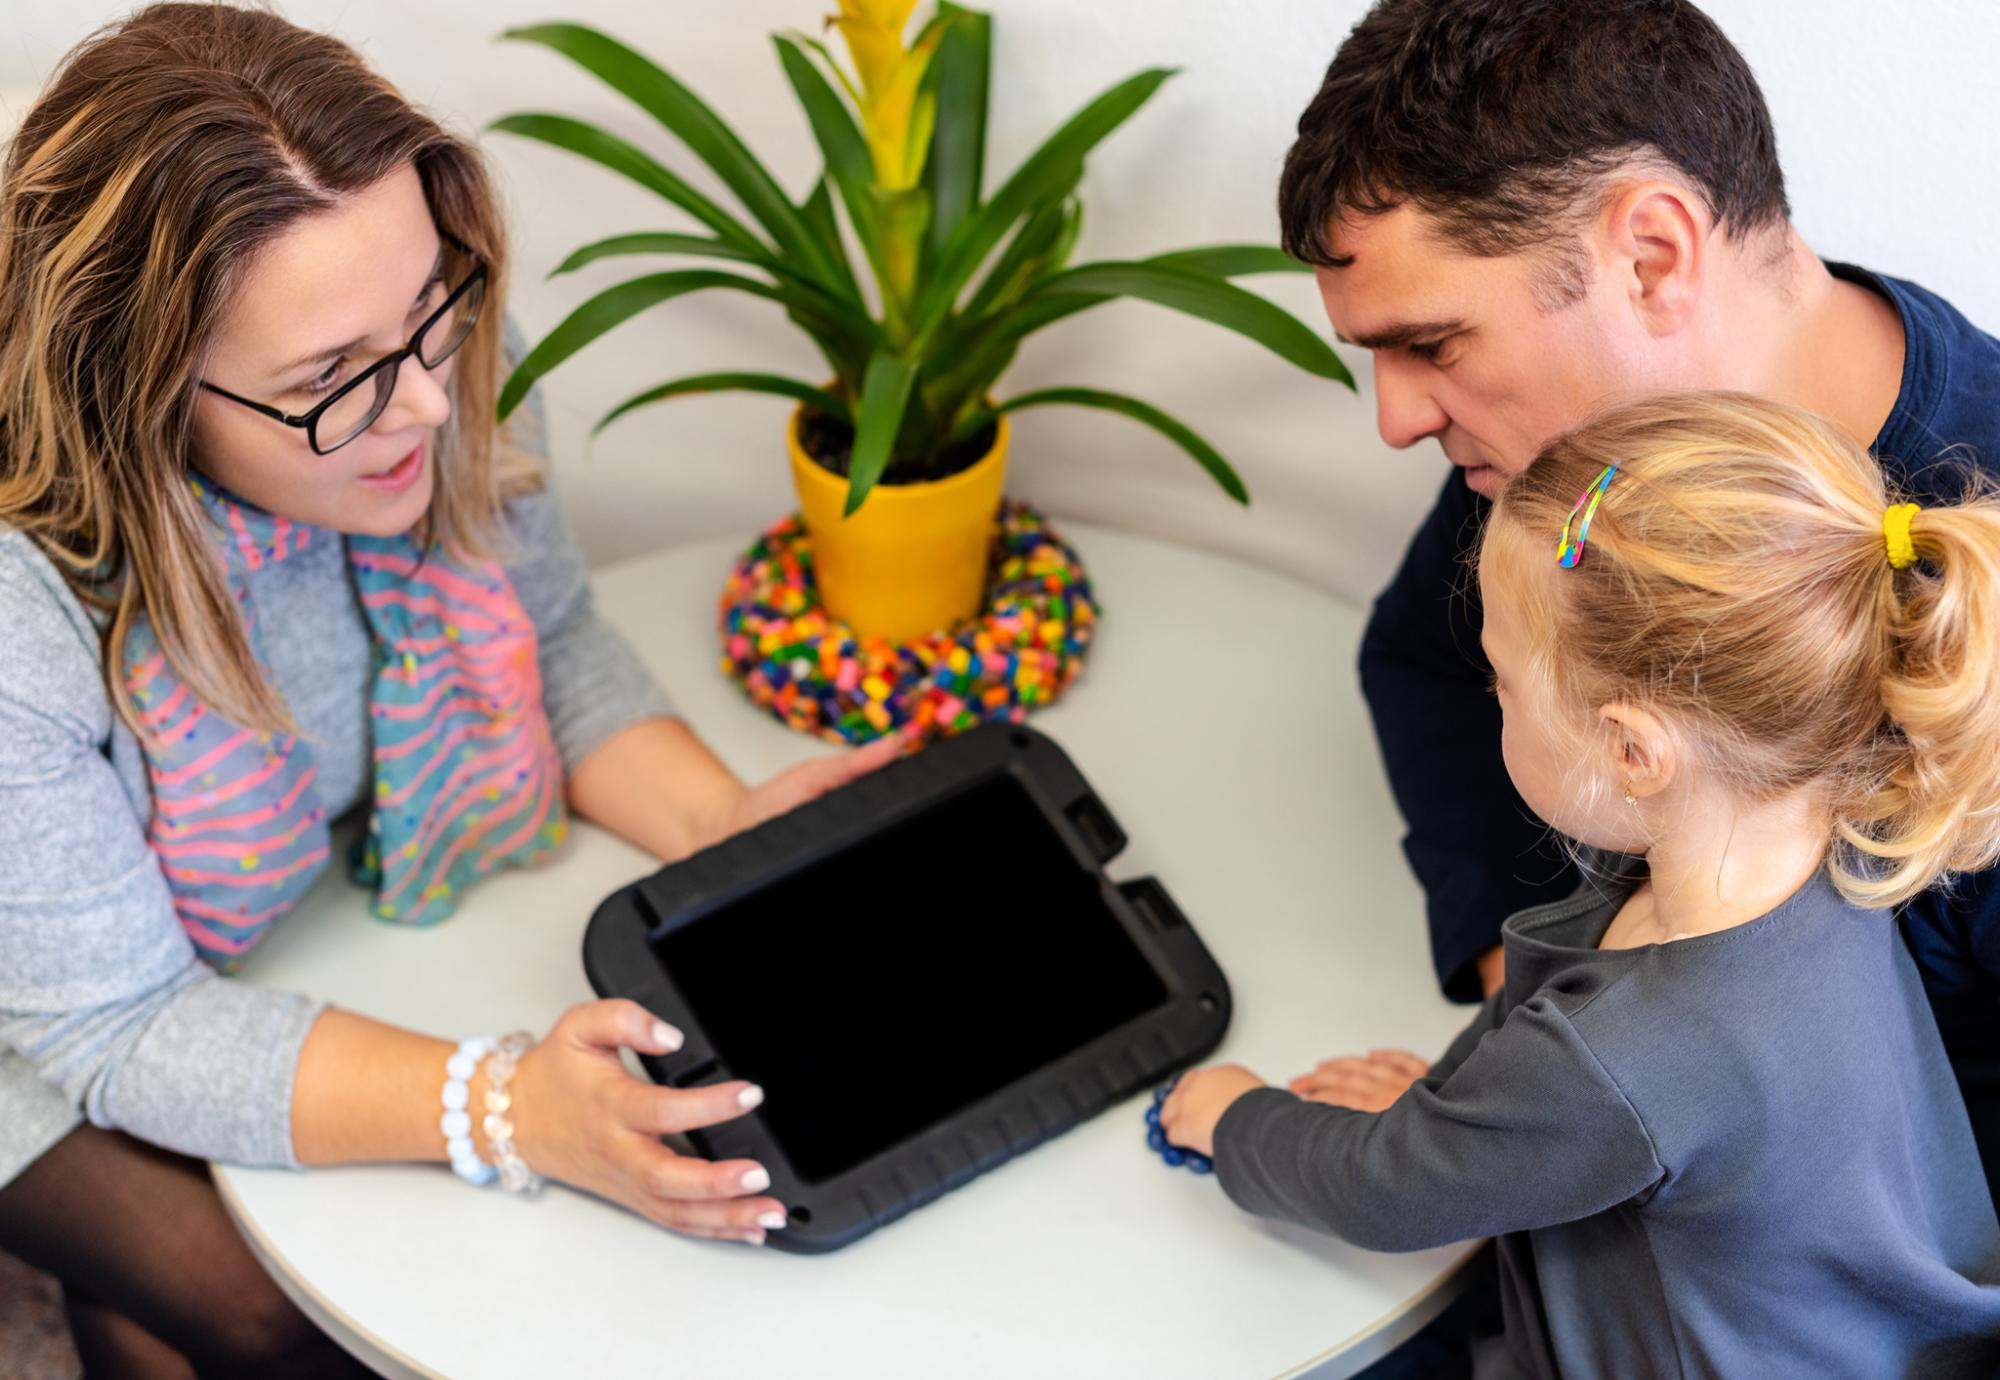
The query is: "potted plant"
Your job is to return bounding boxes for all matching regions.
[494,2,1352,642]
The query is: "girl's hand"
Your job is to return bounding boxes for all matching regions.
[501,999,787,1246]
[1287,1049,1431,1112]
[1159,1063,1268,1159]
[701,732,904,849]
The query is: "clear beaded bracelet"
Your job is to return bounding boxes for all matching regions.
[482,1030,542,1195]
[441,1035,496,1187]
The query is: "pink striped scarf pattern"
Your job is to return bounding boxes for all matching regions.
[124,478,567,971]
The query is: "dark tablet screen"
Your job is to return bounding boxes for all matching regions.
[652,771,1171,1184]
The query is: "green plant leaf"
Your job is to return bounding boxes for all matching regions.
[549,232,767,277]
[915,188,1072,428]
[1017,261,1352,384]
[488,114,768,256]
[1043,196,1085,277]
[791,33,863,107]
[543,234,881,359]
[913,67,1175,343]
[498,270,857,421]
[917,333,1018,451]
[935,241,1300,378]
[1147,245,1312,277]
[798,177,860,302]
[962,388,1248,503]
[501,23,844,293]
[844,351,919,515]
[921,2,989,272]
[594,372,852,434]
[873,185,932,328]
[784,194,872,398]
[774,36,887,292]
[788,309,866,400]
[961,170,1080,319]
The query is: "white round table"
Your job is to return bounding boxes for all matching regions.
[215,523,1483,1380]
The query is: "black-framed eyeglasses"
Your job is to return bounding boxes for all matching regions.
[199,245,488,456]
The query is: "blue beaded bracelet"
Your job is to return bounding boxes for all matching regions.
[1143,1076,1213,1175]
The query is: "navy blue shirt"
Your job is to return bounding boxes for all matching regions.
[1357,262,2000,1203]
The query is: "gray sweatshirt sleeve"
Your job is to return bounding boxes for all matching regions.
[0,535,321,1170]
[496,330,675,770]
[1428,989,1506,1083]
[1212,995,1664,1252]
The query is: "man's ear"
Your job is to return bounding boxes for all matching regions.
[1599,179,1708,339]
[1598,701,1677,802]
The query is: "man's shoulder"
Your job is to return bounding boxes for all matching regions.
[1836,262,2000,485]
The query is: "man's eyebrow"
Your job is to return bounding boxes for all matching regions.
[1332,319,1465,350]
[267,244,448,380]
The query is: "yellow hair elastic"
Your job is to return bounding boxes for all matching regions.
[1883,502,1921,571]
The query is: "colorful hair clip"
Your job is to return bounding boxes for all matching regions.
[1557,464,1618,568]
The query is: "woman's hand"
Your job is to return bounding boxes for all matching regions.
[699,731,903,849]
[1287,1049,1431,1112]
[501,999,787,1246]
[568,718,905,864]
[1159,1063,1268,1159]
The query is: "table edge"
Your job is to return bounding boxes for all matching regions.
[213,1163,437,1380]
[1278,1239,1485,1379]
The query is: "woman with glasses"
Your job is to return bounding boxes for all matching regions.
[0,6,894,1374]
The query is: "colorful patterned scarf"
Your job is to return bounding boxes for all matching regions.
[123,478,567,971]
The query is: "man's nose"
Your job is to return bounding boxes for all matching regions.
[1373,353,1448,450]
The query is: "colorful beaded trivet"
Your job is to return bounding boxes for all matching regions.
[718,502,1098,745]
[1145,1076,1214,1174]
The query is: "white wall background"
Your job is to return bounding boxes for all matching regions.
[3,0,1997,607]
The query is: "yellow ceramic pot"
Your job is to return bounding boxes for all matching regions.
[788,407,1010,643]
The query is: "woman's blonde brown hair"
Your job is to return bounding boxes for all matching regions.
[0,1,533,735]
[1487,390,2000,910]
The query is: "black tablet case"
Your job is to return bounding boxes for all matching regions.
[582,723,1231,1252]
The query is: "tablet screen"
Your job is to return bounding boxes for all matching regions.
[653,771,1172,1184]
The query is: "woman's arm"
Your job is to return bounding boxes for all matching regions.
[0,536,786,1241]
[565,717,748,863]
[567,715,902,863]
[291,1002,787,1242]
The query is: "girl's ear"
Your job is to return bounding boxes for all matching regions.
[1598,702,1677,802]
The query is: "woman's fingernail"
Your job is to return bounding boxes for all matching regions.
[740,1167,771,1193]
[743,1230,766,1247]
[737,1084,765,1110]
[651,1020,683,1051]
[758,1211,789,1230]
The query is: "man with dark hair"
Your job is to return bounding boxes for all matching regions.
[1283,0,1999,1206]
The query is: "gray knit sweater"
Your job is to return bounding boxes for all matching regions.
[0,433,670,1186]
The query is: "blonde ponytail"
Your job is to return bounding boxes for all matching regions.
[1838,499,2000,907]
[1489,391,2000,912]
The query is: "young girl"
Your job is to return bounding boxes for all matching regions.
[0,5,893,1374]
[1163,392,2000,1377]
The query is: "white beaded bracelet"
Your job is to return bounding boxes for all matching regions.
[441,1035,496,1187]
[482,1030,542,1195]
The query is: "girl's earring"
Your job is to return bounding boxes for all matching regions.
[1623,782,1638,807]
